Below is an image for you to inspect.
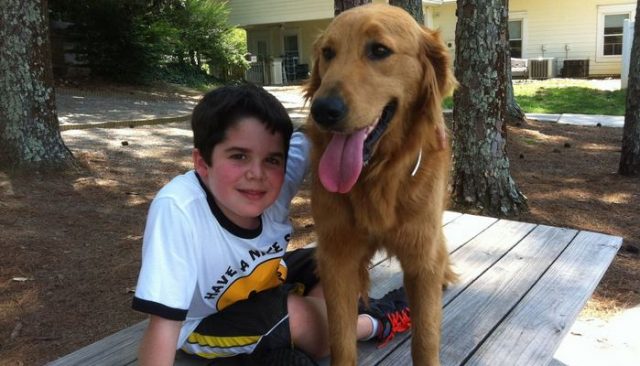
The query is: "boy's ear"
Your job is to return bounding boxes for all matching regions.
[192,148,209,178]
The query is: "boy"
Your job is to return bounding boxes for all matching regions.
[132,84,410,365]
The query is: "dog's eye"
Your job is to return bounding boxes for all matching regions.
[322,47,336,61]
[368,43,392,60]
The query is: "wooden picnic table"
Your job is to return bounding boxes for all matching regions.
[47,212,622,366]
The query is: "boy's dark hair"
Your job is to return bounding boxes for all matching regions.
[191,84,293,166]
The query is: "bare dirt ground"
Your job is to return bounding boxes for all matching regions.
[1,90,639,365]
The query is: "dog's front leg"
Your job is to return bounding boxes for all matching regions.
[316,242,365,366]
[400,248,444,366]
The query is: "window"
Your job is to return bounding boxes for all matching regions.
[256,40,268,62]
[597,4,636,60]
[508,12,526,58]
[603,14,628,55]
[283,35,299,61]
[509,20,523,58]
[282,32,300,82]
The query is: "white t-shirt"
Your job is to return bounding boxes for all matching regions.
[132,132,310,350]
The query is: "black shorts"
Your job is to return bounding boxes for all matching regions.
[181,248,319,361]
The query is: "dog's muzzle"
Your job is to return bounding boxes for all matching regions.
[310,96,348,129]
[312,94,397,194]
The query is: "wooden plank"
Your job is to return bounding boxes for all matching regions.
[47,320,148,366]
[379,225,578,365]
[359,219,537,365]
[443,210,463,225]
[443,219,537,304]
[443,214,498,253]
[465,231,622,366]
[365,213,505,301]
[439,225,579,366]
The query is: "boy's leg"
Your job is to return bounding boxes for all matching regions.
[182,286,293,360]
[284,248,412,356]
[287,293,378,358]
[284,248,406,353]
[287,294,329,358]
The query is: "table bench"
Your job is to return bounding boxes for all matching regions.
[47,211,622,365]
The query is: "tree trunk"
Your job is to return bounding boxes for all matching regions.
[619,3,640,176]
[334,0,371,16]
[506,69,526,123]
[451,0,527,216]
[504,0,526,124]
[389,0,424,24]
[0,0,74,169]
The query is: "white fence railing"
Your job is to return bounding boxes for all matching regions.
[622,19,635,89]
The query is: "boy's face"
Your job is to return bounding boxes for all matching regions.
[193,117,286,229]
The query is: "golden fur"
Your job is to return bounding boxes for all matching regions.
[303,4,456,365]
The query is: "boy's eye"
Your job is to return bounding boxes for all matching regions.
[230,153,247,160]
[266,156,283,166]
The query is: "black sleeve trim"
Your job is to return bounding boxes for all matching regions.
[132,297,188,321]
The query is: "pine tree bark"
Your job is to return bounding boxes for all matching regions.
[334,0,371,16]
[451,0,527,216]
[619,3,640,176]
[389,0,424,24]
[0,0,74,169]
[506,69,526,123]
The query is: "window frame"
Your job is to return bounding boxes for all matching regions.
[596,4,636,62]
[508,11,527,59]
[282,29,301,62]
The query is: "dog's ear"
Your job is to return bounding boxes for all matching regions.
[419,27,456,150]
[420,27,456,100]
[303,38,323,102]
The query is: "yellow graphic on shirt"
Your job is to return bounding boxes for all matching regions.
[216,258,287,311]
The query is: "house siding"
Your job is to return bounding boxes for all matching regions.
[246,19,329,65]
[228,0,332,26]
[430,0,636,76]
[230,0,386,67]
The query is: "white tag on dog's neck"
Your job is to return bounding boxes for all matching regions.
[411,149,422,177]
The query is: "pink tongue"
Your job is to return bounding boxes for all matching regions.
[318,130,367,193]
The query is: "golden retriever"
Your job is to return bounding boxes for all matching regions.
[303,4,456,365]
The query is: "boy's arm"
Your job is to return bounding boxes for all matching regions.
[278,131,311,205]
[138,315,182,366]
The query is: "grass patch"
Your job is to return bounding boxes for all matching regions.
[443,79,625,115]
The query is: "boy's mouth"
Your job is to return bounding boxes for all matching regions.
[238,189,267,200]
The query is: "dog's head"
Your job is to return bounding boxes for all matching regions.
[304,4,454,193]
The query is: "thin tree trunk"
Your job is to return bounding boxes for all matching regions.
[504,0,526,124]
[0,0,74,169]
[334,0,371,16]
[389,0,424,24]
[452,0,527,216]
[619,4,640,176]
[506,70,526,123]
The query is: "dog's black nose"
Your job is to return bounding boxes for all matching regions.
[311,96,347,127]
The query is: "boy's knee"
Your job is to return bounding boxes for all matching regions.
[287,294,329,359]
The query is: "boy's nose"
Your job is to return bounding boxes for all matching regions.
[246,161,265,180]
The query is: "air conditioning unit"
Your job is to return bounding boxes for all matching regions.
[529,58,556,79]
[562,59,589,78]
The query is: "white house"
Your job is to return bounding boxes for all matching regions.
[227,0,636,83]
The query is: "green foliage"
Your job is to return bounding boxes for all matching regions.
[49,0,248,84]
[443,79,625,115]
[149,62,219,90]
